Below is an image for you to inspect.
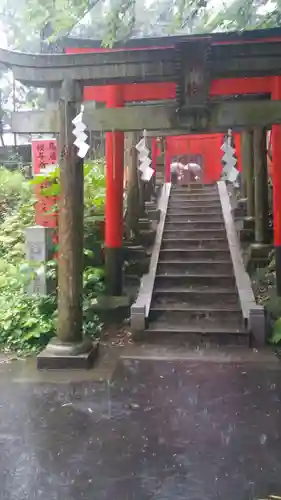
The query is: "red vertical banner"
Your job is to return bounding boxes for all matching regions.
[32,139,59,249]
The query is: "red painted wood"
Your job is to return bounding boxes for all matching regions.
[271,76,281,246]
[210,77,272,96]
[233,133,242,172]
[82,78,272,102]
[83,82,176,102]
[82,77,271,102]
[105,86,124,248]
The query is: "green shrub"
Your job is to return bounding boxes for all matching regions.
[252,252,281,345]
[0,167,32,219]
[0,258,55,353]
[0,200,35,262]
[0,260,104,354]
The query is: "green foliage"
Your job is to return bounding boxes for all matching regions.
[0,176,53,353]
[252,249,281,345]
[2,0,278,55]
[271,318,281,345]
[0,258,105,354]
[30,160,106,215]
[0,167,33,219]
[204,0,279,32]
[83,265,104,337]
[0,290,56,354]
[0,201,35,262]
[84,160,106,212]
[0,253,56,353]
[84,161,106,259]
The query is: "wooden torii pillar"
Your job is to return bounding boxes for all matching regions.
[105,85,125,296]
[38,79,96,368]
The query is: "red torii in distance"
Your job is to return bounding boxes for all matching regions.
[66,46,281,296]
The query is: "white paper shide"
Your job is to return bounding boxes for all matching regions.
[72,106,90,159]
[221,129,239,184]
[135,131,154,182]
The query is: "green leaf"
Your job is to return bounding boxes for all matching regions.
[41,185,60,197]
[29,175,47,185]
[271,318,281,344]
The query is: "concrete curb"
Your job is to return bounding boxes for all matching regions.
[218,181,265,346]
[130,182,171,332]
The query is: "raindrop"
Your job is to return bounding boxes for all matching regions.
[260,434,267,445]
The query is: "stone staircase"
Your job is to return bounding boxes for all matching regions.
[144,183,249,345]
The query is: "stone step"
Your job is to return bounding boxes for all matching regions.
[172,186,217,192]
[172,187,218,195]
[145,201,156,209]
[168,198,221,207]
[166,213,223,222]
[165,221,225,230]
[157,260,233,274]
[149,307,242,325]
[173,183,216,190]
[167,207,223,215]
[123,244,150,260]
[162,228,226,240]
[152,288,240,306]
[138,218,151,230]
[161,237,228,249]
[140,325,248,346]
[155,274,236,288]
[159,248,231,261]
[139,182,249,347]
[171,194,220,202]
[169,201,221,209]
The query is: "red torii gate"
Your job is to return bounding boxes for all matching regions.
[66,45,281,295]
